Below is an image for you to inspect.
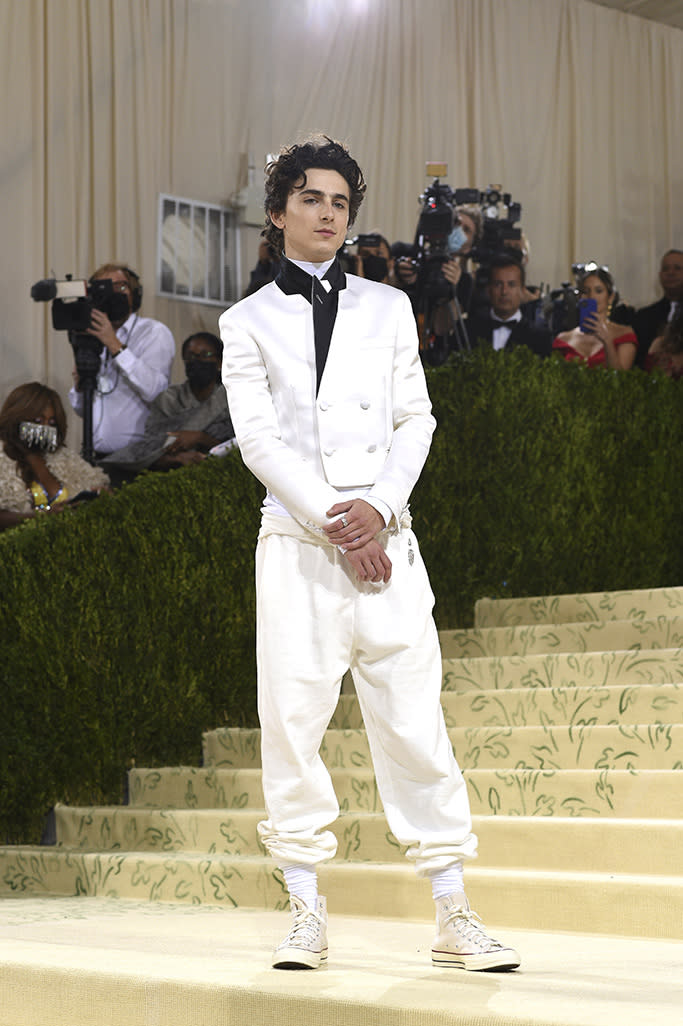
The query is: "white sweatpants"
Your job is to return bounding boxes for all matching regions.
[255,518,478,877]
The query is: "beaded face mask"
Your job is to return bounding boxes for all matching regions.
[18,421,58,453]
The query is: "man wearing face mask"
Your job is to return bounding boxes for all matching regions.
[101,332,234,476]
[352,233,394,284]
[68,263,176,457]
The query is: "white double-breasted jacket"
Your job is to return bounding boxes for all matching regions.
[219,273,436,530]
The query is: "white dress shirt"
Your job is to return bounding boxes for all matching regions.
[491,309,522,351]
[69,313,175,453]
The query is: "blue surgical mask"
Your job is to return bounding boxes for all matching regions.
[447,224,468,255]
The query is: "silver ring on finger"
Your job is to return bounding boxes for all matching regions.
[341,515,348,528]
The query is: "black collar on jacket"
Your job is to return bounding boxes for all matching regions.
[274,257,347,395]
[275,256,346,302]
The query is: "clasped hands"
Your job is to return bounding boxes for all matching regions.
[324,499,392,583]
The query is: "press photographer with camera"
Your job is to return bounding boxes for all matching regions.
[68,263,175,459]
[340,232,394,283]
[438,203,483,321]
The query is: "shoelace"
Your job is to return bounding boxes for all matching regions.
[443,906,504,951]
[281,907,323,947]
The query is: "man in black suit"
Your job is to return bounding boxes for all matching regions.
[465,255,551,357]
[633,249,683,368]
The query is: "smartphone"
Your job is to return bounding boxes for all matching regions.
[578,297,597,333]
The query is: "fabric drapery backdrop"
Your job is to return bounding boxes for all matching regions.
[1,0,682,445]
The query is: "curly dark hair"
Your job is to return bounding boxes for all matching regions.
[263,135,366,256]
[0,382,67,487]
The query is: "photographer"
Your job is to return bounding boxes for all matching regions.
[68,263,175,458]
[414,189,481,364]
[440,203,482,314]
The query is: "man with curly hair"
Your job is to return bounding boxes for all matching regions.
[219,136,520,973]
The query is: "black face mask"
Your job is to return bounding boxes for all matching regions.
[362,255,389,282]
[185,360,218,389]
[90,284,130,325]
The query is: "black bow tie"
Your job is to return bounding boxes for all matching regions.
[276,258,346,394]
[491,315,518,326]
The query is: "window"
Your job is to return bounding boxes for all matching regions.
[157,194,241,306]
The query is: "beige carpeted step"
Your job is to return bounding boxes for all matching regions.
[51,806,683,876]
[474,585,683,628]
[2,898,682,1026]
[327,682,683,730]
[128,765,683,818]
[441,647,683,690]
[1,847,681,939]
[464,768,683,818]
[442,682,683,728]
[202,723,683,771]
[439,616,683,659]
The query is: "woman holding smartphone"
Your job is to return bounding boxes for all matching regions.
[552,266,637,369]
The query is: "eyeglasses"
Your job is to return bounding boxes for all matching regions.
[185,350,219,361]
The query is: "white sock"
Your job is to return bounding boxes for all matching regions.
[428,863,465,901]
[281,863,318,909]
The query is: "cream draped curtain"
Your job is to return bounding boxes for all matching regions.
[1,0,681,443]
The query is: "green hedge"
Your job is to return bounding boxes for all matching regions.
[1,349,681,842]
[415,348,683,625]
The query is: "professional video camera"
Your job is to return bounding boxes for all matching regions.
[30,274,130,463]
[30,274,129,332]
[470,186,522,268]
[413,163,470,304]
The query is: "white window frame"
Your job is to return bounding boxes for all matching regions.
[156,193,241,307]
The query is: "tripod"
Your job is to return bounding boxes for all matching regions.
[68,331,103,465]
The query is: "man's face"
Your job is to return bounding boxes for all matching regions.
[184,337,220,365]
[93,269,133,326]
[659,252,683,300]
[270,168,350,264]
[488,264,523,319]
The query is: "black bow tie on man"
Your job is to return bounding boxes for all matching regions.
[276,257,347,394]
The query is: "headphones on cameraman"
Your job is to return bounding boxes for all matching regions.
[123,266,143,312]
[89,264,143,313]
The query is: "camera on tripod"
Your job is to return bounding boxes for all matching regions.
[414,162,462,303]
[470,186,522,270]
[30,274,131,464]
[30,274,129,333]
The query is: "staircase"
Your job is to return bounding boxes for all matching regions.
[2,585,682,940]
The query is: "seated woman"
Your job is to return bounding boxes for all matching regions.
[102,332,234,475]
[0,382,109,530]
[644,308,683,379]
[552,267,637,370]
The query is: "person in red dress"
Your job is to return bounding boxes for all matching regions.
[553,266,637,370]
